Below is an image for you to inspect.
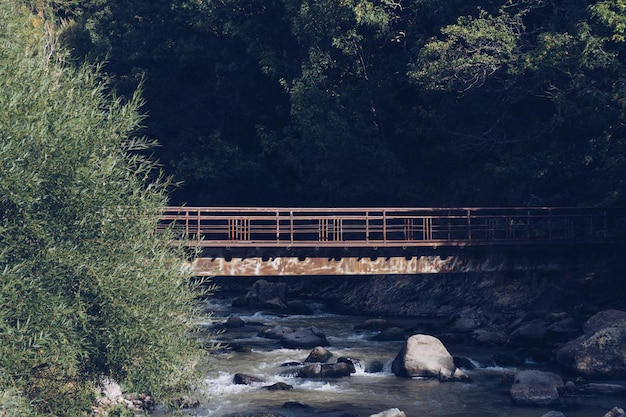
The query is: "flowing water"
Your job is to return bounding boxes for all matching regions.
[167,295,624,417]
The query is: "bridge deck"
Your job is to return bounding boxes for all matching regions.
[159,206,624,249]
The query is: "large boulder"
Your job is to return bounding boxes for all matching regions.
[391,334,469,381]
[280,327,330,349]
[584,310,626,334]
[556,311,626,379]
[509,370,564,406]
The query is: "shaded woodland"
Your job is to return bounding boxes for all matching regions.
[44,0,626,207]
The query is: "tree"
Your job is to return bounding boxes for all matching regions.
[410,1,626,205]
[0,3,208,415]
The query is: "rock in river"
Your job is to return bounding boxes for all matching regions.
[556,310,626,379]
[391,334,469,381]
[509,370,564,406]
[280,327,330,349]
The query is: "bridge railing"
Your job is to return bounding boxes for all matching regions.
[158,207,625,248]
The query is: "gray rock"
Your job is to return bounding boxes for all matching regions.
[508,319,548,346]
[304,346,333,363]
[546,317,580,342]
[540,412,565,417]
[258,325,293,339]
[173,395,201,409]
[509,370,564,406]
[337,356,362,373]
[369,408,407,417]
[556,322,626,378]
[472,329,507,345]
[391,334,468,381]
[584,310,626,334]
[264,382,293,391]
[603,407,626,417]
[233,373,264,385]
[297,362,353,378]
[226,315,245,328]
[280,327,330,349]
[238,279,288,310]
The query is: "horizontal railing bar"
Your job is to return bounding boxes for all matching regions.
[158,206,624,248]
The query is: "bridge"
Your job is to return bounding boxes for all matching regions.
[159,206,626,276]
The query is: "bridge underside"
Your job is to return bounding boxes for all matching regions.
[189,245,618,276]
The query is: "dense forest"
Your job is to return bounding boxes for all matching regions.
[39,0,626,207]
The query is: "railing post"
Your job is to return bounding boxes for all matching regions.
[383,210,387,243]
[467,209,472,241]
[366,211,369,242]
[197,209,201,243]
[184,209,189,238]
[290,211,294,244]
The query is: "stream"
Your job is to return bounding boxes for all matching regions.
[166,295,623,417]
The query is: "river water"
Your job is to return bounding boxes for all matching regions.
[172,295,623,417]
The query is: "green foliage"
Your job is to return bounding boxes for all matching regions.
[412,9,523,92]
[42,0,626,207]
[0,2,208,416]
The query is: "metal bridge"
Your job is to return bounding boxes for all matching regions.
[159,207,625,276]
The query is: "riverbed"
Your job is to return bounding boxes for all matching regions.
[168,295,623,417]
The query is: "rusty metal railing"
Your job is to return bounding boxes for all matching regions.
[158,207,625,248]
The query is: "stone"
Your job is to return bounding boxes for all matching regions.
[229,343,253,353]
[264,382,293,391]
[304,346,333,363]
[391,334,467,381]
[297,362,353,378]
[508,319,548,346]
[280,327,330,349]
[173,395,201,408]
[369,408,407,417]
[509,370,564,406]
[337,356,362,373]
[603,407,626,417]
[584,310,626,334]
[556,321,626,378]
[472,329,507,345]
[450,308,481,333]
[239,279,288,310]
[226,315,245,327]
[233,373,264,385]
[545,317,580,342]
[540,412,565,417]
[258,325,293,339]
[283,401,313,409]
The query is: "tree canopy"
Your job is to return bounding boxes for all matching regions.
[40,0,626,207]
